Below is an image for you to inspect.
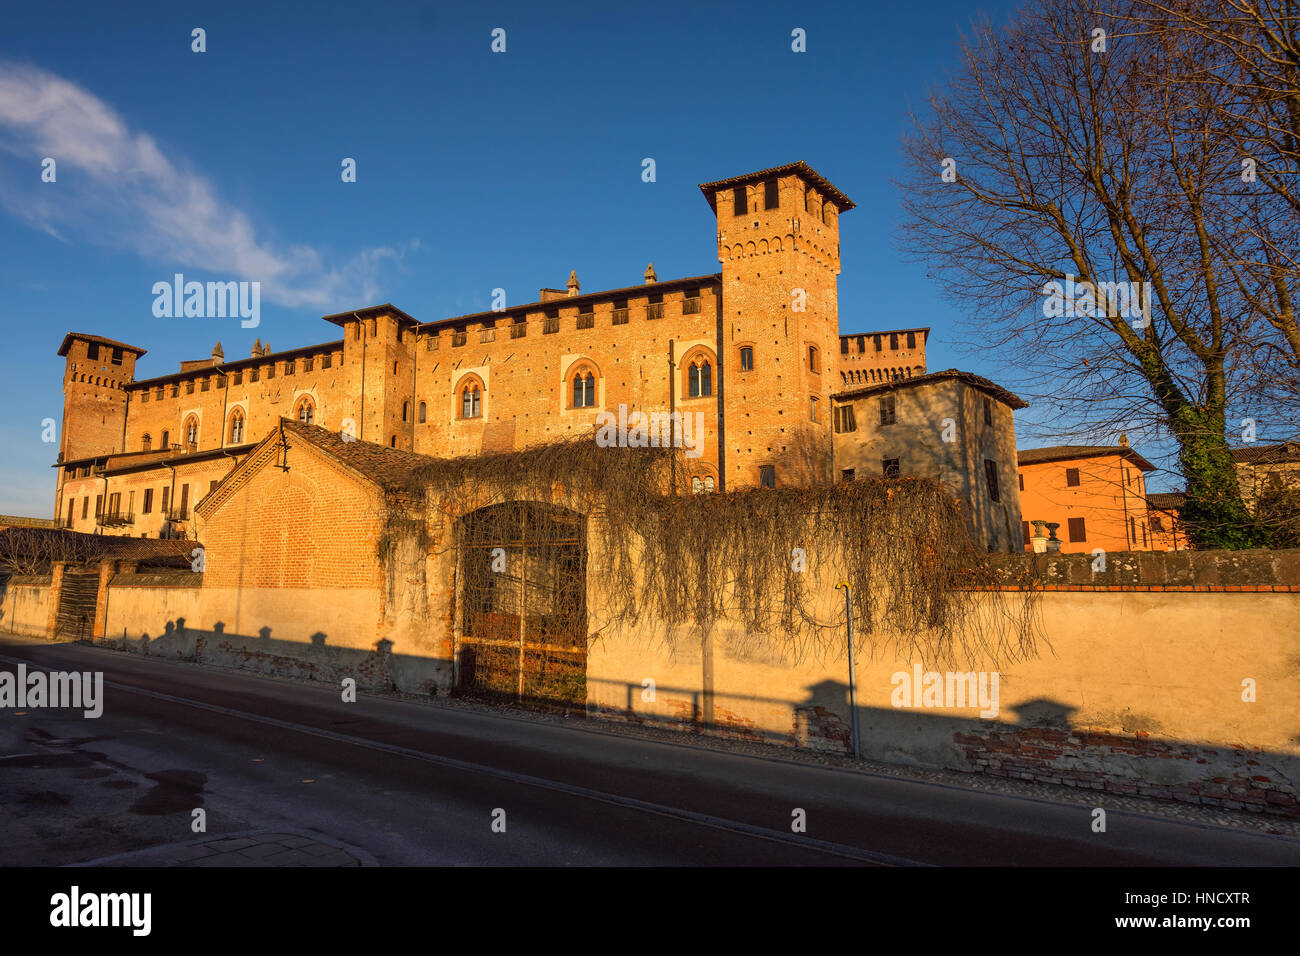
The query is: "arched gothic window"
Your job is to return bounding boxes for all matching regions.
[688,358,712,398]
[462,384,481,418]
[573,372,595,408]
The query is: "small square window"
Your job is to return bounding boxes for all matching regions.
[1066,468,1080,487]
[879,394,896,426]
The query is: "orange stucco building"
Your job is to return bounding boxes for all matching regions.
[1016,440,1159,552]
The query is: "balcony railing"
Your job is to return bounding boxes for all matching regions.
[165,508,189,522]
[98,511,134,528]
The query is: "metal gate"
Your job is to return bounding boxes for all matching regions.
[55,568,98,640]
[457,503,587,709]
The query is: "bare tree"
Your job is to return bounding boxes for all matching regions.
[0,527,111,578]
[1125,1,1300,414]
[898,0,1298,548]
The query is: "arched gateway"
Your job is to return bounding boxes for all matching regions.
[457,502,588,708]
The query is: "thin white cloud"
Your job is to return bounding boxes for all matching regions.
[0,61,414,309]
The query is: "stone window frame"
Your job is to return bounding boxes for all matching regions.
[564,359,602,410]
[294,396,316,425]
[455,372,486,420]
[680,346,717,400]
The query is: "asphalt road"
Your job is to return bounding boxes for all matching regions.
[2,634,1297,866]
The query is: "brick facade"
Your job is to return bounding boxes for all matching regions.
[50,161,1020,541]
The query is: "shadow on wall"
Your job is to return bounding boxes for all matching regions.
[591,675,1300,818]
[95,617,452,696]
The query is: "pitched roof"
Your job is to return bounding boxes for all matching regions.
[699,161,856,211]
[196,419,440,519]
[832,368,1028,409]
[0,526,193,565]
[320,303,419,328]
[409,274,722,334]
[58,333,147,358]
[270,420,436,494]
[1147,491,1187,511]
[1017,445,1156,472]
[1230,441,1300,464]
[128,339,343,389]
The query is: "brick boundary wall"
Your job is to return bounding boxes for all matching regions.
[988,547,1300,590]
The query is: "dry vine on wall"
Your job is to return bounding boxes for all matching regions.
[376,438,1043,668]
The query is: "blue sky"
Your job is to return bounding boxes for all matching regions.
[0,0,1085,515]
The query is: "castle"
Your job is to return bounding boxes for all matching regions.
[51,161,1024,551]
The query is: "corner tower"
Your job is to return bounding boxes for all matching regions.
[56,333,146,463]
[700,161,854,488]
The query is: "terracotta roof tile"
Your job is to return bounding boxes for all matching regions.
[1230,441,1300,464]
[1018,445,1156,472]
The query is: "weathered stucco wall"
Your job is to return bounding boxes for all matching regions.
[588,572,1300,815]
[0,576,53,637]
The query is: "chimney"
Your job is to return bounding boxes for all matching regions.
[251,338,262,358]
[261,342,272,356]
[566,270,580,297]
[644,262,657,284]
[211,341,224,365]
[1118,433,1130,448]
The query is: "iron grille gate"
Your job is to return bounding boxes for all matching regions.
[458,503,587,709]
